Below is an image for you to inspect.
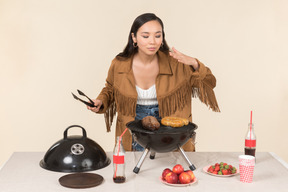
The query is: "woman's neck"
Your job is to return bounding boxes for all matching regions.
[134,52,157,65]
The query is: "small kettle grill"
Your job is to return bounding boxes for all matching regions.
[126,120,197,174]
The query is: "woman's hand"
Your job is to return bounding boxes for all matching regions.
[169,47,199,70]
[87,99,103,113]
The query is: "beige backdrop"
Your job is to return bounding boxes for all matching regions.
[1,0,288,167]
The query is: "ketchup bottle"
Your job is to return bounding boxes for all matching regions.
[245,123,256,157]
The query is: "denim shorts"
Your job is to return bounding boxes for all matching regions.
[132,104,161,151]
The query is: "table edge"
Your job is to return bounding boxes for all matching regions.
[269,152,288,169]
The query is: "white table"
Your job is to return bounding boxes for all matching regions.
[0,152,288,192]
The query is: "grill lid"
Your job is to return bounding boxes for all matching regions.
[40,125,110,173]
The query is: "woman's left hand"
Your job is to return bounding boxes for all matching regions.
[169,47,199,70]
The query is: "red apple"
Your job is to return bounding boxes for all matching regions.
[172,164,184,175]
[162,168,172,180]
[185,170,195,181]
[165,172,178,184]
[179,172,191,184]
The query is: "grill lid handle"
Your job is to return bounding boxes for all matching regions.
[64,125,87,139]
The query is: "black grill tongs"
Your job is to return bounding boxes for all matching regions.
[72,90,95,107]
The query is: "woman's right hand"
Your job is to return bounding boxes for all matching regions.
[87,99,103,113]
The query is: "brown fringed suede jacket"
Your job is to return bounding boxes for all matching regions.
[96,50,220,151]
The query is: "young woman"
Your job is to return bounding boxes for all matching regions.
[87,13,220,151]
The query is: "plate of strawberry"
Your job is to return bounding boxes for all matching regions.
[203,162,239,177]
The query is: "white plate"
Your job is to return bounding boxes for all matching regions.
[202,165,239,177]
[160,176,197,187]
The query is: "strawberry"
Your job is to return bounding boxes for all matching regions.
[222,169,228,175]
[208,166,214,173]
[231,167,237,174]
[214,166,220,172]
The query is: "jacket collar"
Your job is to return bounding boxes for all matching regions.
[117,51,173,75]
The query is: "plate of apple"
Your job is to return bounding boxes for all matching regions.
[161,164,197,186]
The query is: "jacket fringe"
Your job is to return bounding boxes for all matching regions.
[114,87,137,116]
[104,88,137,132]
[104,101,116,132]
[192,80,220,112]
[158,81,192,117]
[103,80,219,132]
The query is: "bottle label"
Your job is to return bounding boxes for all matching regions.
[245,139,256,147]
[113,155,124,164]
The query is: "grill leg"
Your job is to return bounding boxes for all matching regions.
[178,146,196,171]
[150,150,156,159]
[133,148,150,174]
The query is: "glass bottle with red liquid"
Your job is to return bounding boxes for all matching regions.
[113,136,126,183]
[245,112,256,157]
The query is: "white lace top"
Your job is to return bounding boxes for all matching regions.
[136,84,158,105]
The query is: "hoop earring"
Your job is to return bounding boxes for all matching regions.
[133,42,138,47]
[161,42,164,48]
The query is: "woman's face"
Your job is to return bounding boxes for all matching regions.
[132,20,163,56]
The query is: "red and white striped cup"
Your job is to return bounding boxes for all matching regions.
[239,155,255,183]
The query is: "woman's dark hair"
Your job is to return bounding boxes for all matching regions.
[117,13,170,59]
